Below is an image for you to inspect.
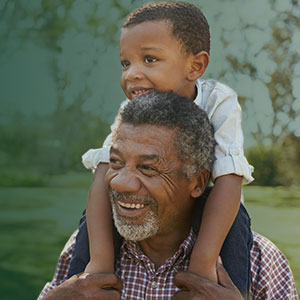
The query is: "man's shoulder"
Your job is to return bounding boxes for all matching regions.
[250,232,298,299]
[252,231,281,252]
[250,231,291,271]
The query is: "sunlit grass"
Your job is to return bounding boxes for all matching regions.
[0,172,91,300]
[0,173,299,299]
[244,185,300,292]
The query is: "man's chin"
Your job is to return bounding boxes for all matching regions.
[115,223,158,241]
[110,190,159,241]
[112,209,158,241]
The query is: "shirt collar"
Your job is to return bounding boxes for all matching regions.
[121,229,196,269]
[194,79,203,106]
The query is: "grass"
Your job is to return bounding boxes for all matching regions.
[0,172,91,300]
[0,172,299,299]
[244,185,300,292]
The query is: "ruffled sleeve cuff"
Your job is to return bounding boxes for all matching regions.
[81,147,110,171]
[212,147,254,185]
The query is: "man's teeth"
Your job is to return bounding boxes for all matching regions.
[133,90,147,96]
[118,201,145,209]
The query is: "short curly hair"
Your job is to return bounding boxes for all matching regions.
[112,91,216,179]
[122,1,210,55]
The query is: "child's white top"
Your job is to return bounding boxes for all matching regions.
[82,79,254,184]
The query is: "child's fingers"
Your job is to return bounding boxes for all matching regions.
[174,271,214,291]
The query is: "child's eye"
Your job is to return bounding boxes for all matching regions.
[121,60,130,69]
[144,56,157,64]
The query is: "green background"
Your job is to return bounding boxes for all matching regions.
[0,0,299,299]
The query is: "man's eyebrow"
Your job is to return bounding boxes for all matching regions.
[139,154,160,161]
[110,147,160,162]
[110,146,120,155]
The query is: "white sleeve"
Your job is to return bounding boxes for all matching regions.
[82,100,129,171]
[209,90,254,185]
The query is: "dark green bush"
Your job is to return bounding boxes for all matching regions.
[246,145,280,186]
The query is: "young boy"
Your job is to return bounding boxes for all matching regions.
[68,2,254,299]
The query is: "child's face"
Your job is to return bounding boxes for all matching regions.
[119,20,196,100]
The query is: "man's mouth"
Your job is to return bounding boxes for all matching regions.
[110,189,155,219]
[116,200,149,219]
[118,200,145,210]
[131,88,152,98]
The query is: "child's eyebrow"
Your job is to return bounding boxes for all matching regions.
[141,46,164,53]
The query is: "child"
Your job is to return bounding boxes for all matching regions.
[68,2,253,299]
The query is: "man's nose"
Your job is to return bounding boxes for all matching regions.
[110,168,141,193]
[124,65,144,81]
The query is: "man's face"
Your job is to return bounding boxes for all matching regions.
[119,20,196,100]
[105,124,197,241]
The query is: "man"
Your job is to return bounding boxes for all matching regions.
[39,92,298,300]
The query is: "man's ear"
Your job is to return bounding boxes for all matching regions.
[187,51,209,81]
[190,169,210,198]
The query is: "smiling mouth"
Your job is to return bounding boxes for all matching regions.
[118,200,145,209]
[131,89,152,98]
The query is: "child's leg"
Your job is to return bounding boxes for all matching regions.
[192,189,253,300]
[85,163,114,273]
[189,175,242,283]
[67,211,90,277]
[67,163,115,275]
[67,211,123,278]
[220,203,253,300]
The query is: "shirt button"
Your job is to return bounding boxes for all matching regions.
[232,149,239,155]
[151,281,158,288]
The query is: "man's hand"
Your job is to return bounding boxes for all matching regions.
[43,273,122,300]
[173,262,243,300]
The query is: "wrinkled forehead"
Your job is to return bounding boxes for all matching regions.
[113,123,175,143]
[111,123,178,155]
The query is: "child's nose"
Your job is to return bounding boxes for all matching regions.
[110,168,141,194]
[124,65,144,81]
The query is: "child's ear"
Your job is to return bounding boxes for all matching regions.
[190,169,210,198]
[187,51,209,81]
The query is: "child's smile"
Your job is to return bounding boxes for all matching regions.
[119,20,196,100]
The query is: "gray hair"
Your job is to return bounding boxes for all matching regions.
[112,91,216,179]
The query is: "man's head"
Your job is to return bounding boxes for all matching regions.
[106,91,215,241]
[120,1,210,100]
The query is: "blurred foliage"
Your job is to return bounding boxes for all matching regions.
[0,0,300,186]
[276,134,300,186]
[206,0,300,146]
[247,134,300,186]
[0,104,110,186]
[246,145,281,186]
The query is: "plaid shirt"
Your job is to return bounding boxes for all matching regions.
[38,231,298,300]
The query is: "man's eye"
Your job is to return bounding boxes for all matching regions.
[109,158,123,168]
[121,60,130,69]
[144,56,157,64]
[139,165,157,175]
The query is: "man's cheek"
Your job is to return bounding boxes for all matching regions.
[104,169,116,186]
[158,174,178,201]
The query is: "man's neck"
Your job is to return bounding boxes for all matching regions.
[137,226,192,269]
